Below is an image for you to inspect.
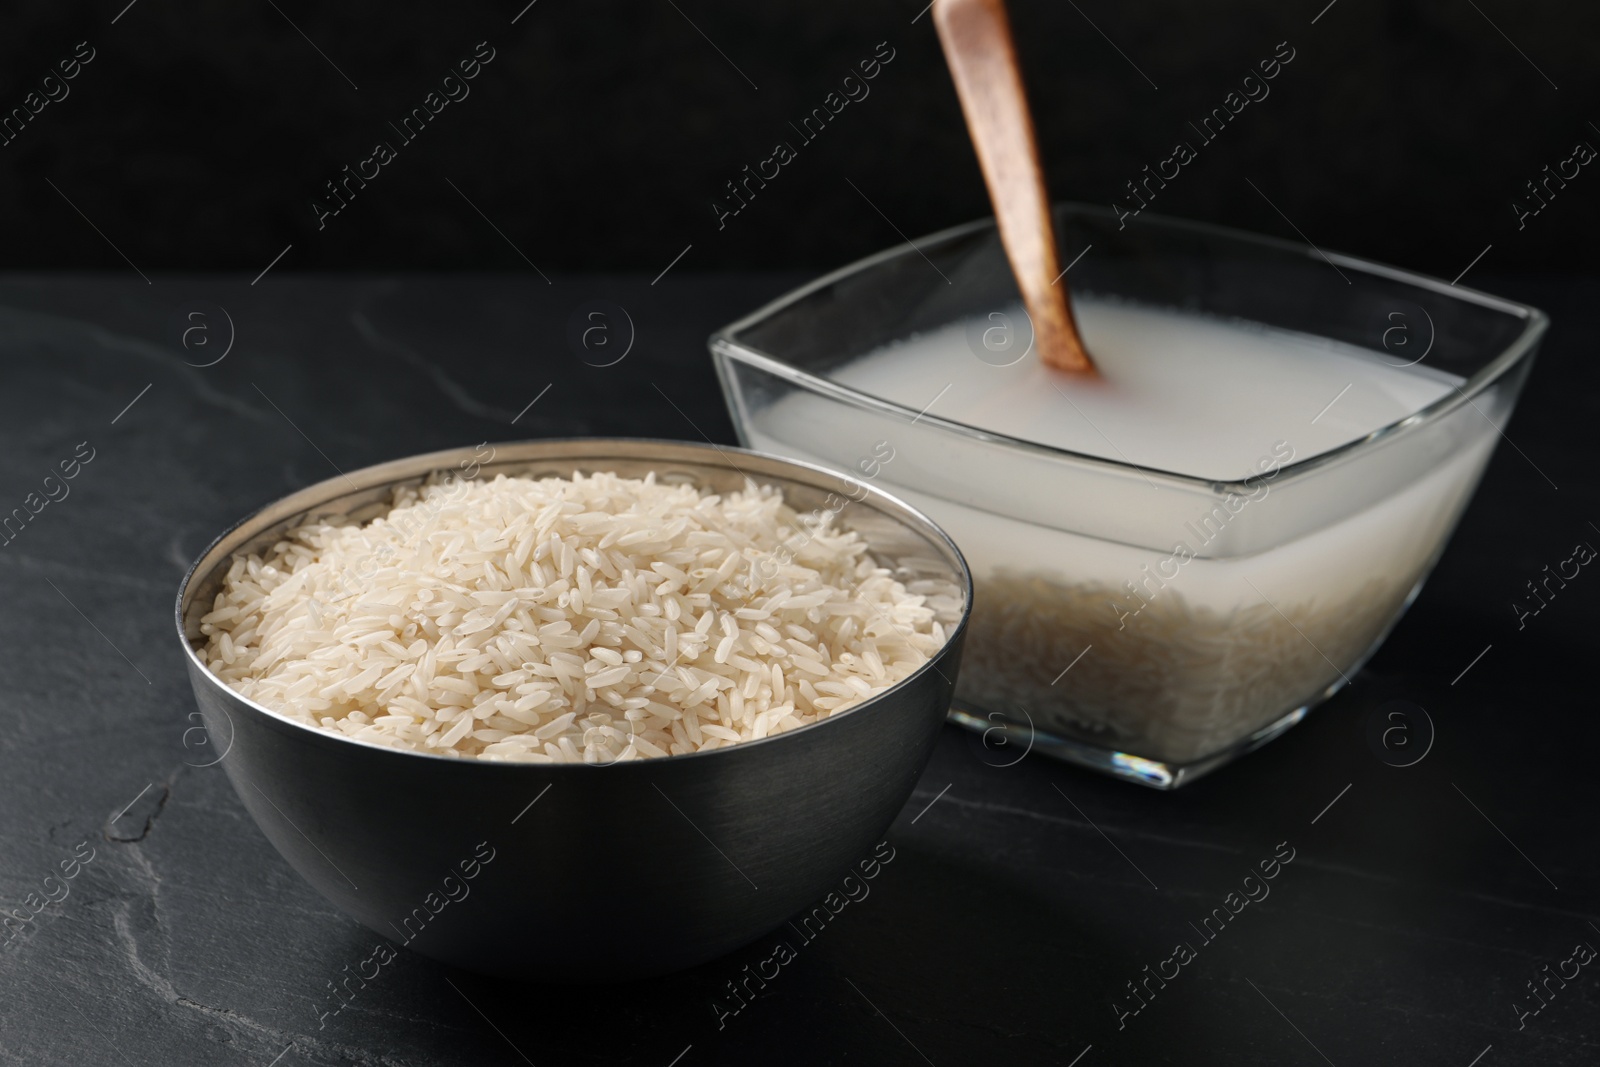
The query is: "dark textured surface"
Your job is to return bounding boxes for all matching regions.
[0,271,1596,1066]
[1,1,1598,276]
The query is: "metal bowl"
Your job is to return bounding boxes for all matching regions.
[175,438,971,981]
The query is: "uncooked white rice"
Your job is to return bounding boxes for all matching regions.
[199,470,963,763]
[960,570,1408,764]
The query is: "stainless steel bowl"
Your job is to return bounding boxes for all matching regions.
[175,438,971,981]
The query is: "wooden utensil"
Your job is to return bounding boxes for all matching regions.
[934,0,1094,373]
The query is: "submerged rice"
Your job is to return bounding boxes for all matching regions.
[199,470,963,763]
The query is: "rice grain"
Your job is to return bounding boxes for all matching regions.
[200,470,962,763]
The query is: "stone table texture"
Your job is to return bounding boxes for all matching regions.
[0,272,1595,1066]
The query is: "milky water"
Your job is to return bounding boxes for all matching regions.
[831,299,1462,481]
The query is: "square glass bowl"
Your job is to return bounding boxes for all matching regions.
[709,204,1545,788]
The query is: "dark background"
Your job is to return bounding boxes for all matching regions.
[4,4,1600,1066]
[2,0,1597,280]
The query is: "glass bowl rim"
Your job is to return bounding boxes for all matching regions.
[174,436,974,771]
[709,202,1549,494]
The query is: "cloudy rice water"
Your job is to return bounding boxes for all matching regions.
[199,470,963,763]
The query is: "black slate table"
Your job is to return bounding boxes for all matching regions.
[0,272,1595,1066]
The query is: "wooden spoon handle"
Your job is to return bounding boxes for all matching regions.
[934,0,1093,373]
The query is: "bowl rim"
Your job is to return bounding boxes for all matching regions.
[174,436,974,771]
[708,202,1550,495]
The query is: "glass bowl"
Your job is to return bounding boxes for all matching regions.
[709,204,1545,788]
